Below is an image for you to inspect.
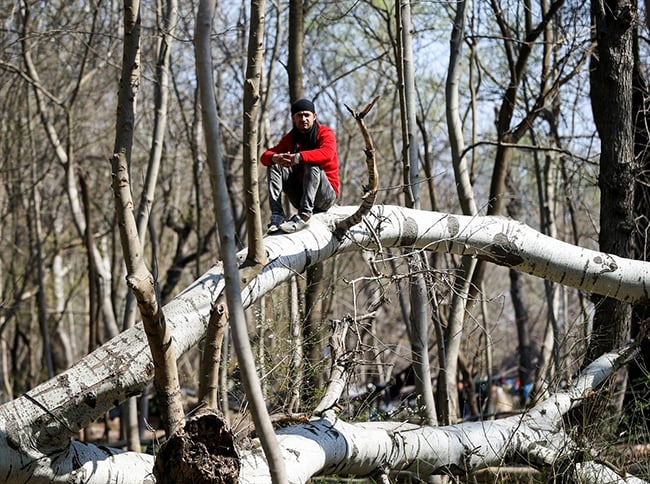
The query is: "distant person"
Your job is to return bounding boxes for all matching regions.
[260,98,339,233]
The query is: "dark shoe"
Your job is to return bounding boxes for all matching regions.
[279,214,309,233]
[267,214,285,234]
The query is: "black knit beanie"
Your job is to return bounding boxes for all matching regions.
[291,98,315,114]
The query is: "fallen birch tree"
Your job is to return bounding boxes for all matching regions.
[239,345,645,483]
[0,205,648,482]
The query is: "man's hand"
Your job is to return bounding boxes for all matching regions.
[272,152,300,168]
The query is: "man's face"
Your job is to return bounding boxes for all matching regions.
[292,110,316,133]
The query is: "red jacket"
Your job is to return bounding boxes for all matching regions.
[261,122,340,196]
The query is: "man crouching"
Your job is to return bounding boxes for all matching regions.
[260,98,340,234]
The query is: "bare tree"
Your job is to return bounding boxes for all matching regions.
[396,0,437,425]
[1,1,649,481]
[18,0,120,344]
[0,205,649,482]
[588,0,636,362]
[242,0,267,265]
[119,0,179,451]
[109,0,185,440]
[195,0,286,482]
[440,0,478,424]
[288,0,304,101]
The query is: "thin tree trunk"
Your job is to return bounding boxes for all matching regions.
[199,296,229,408]
[588,0,636,361]
[505,172,535,406]
[408,255,437,425]
[195,1,286,481]
[395,0,436,425]
[287,0,322,413]
[52,218,76,368]
[111,128,185,439]
[258,298,267,400]
[629,8,650,434]
[304,263,324,395]
[242,0,267,264]
[442,0,477,424]
[197,0,269,405]
[259,0,283,148]
[110,0,184,439]
[509,269,533,406]
[288,276,302,412]
[0,336,11,402]
[220,322,231,422]
[80,174,100,353]
[440,255,474,423]
[120,0,178,451]
[446,0,476,216]
[288,0,304,102]
[31,182,55,380]
[396,0,418,207]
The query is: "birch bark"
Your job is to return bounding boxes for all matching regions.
[1,342,638,483]
[1,206,649,482]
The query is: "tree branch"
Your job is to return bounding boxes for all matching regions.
[313,317,355,415]
[334,97,379,238]
[3,206,650,481]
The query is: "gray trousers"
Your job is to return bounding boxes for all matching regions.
[268,163,336,219]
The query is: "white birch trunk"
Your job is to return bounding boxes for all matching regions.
[0,347,640,483]
[240,347,643,483]
[0,205,649,482]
